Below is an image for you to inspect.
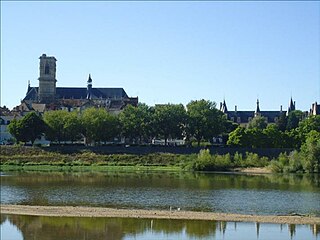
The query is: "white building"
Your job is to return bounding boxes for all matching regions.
[0,115,19,144]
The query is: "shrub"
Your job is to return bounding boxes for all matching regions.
[288,150,303,173]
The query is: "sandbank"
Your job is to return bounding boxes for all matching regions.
[1,204,319,225]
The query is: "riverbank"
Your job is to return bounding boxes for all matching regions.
[1,204,319,225]
[1,145,275,172]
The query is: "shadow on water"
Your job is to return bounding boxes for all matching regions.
[1,214,319,240]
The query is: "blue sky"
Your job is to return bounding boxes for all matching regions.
[1,1,319,111]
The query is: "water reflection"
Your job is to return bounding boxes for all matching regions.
[1,171,320,216]
[1,214,319,240]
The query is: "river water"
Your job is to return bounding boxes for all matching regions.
[1,171,319,239]
[1,214,319,240]
[1,171,320,216]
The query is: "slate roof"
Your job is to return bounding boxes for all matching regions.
[23,87,129,101]
[226,110,286,123]
[226,111,254,123]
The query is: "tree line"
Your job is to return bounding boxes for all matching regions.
[8,100,320,151]
[8,100,228,146]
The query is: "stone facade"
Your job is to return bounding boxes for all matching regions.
[38,54,57,103]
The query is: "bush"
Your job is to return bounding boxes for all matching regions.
[189,150,232,171]
[233,152,243,167]
[245,152,267,167]
[288,150,303,173]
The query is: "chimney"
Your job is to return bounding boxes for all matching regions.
[220,102,222,111]
[280,105,283,113]
[235,105,237,113]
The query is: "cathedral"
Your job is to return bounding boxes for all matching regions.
[18,54,138,114]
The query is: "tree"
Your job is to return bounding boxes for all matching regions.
[64,111,82,143]
[245,128,267,148]
[152,104,187,145]
[276,113,287,132]
[119,103,152,144]
[297,115,320,141]
[187,99,226,146]
[247,116,267,130]
[43,110,69,143]
[8,112,46,144]
[286,110,304,130]
[263,124,286,148]
[227,126,248,147]
[228,125,272,148]
[300,130,320,173]
[7,119,23,143]
[81,108,120,145]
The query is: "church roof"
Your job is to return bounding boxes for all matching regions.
[23,87,129,101]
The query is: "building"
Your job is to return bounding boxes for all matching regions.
[219,98,297,126]
[310,102,320,116]
[0,107,21,144]
[19,54,138,114]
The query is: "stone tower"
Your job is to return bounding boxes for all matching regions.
[38,54,57,103]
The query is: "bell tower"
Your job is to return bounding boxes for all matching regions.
[38,54,57,103]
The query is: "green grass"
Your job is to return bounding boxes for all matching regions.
[0,164,182,172]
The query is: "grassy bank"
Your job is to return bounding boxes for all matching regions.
[0,146,194,171]
[0,145,270,172]
[2,145,317,173]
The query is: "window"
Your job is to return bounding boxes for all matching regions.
[45,63,50,74]
[237,117,241,123]
[274,117,278,122]
[231,117,235,122]
[248,117,252,122]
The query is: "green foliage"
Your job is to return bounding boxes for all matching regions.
[247,116,267,130]
[191,141,211,147]
[286,110,304,130]
[187,99,226,146]
[8,112,46,144]
[81,108,120,145]
[152,104,187,144]
[300,130,320,173]
[43,110,69,142]
[288,150,303,173]
[276,113,288,132]
[245,152,268,167]
[227,126,247,147]
[64,111,82,142]
[269,138,320,173]
[188,150,268,171]
[119,103,152,143]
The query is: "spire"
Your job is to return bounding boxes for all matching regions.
[220,99,228,113]
[86,74,92,100]
[27,80,31,93]
[256,99,260,113]
[87,74,92,83]
[288,97,295,114]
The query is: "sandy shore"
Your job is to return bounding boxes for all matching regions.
[1,204,319,225]
[233,167,272,174]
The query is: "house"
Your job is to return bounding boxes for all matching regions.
[219,98,297,126]
[0,115,21,144]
